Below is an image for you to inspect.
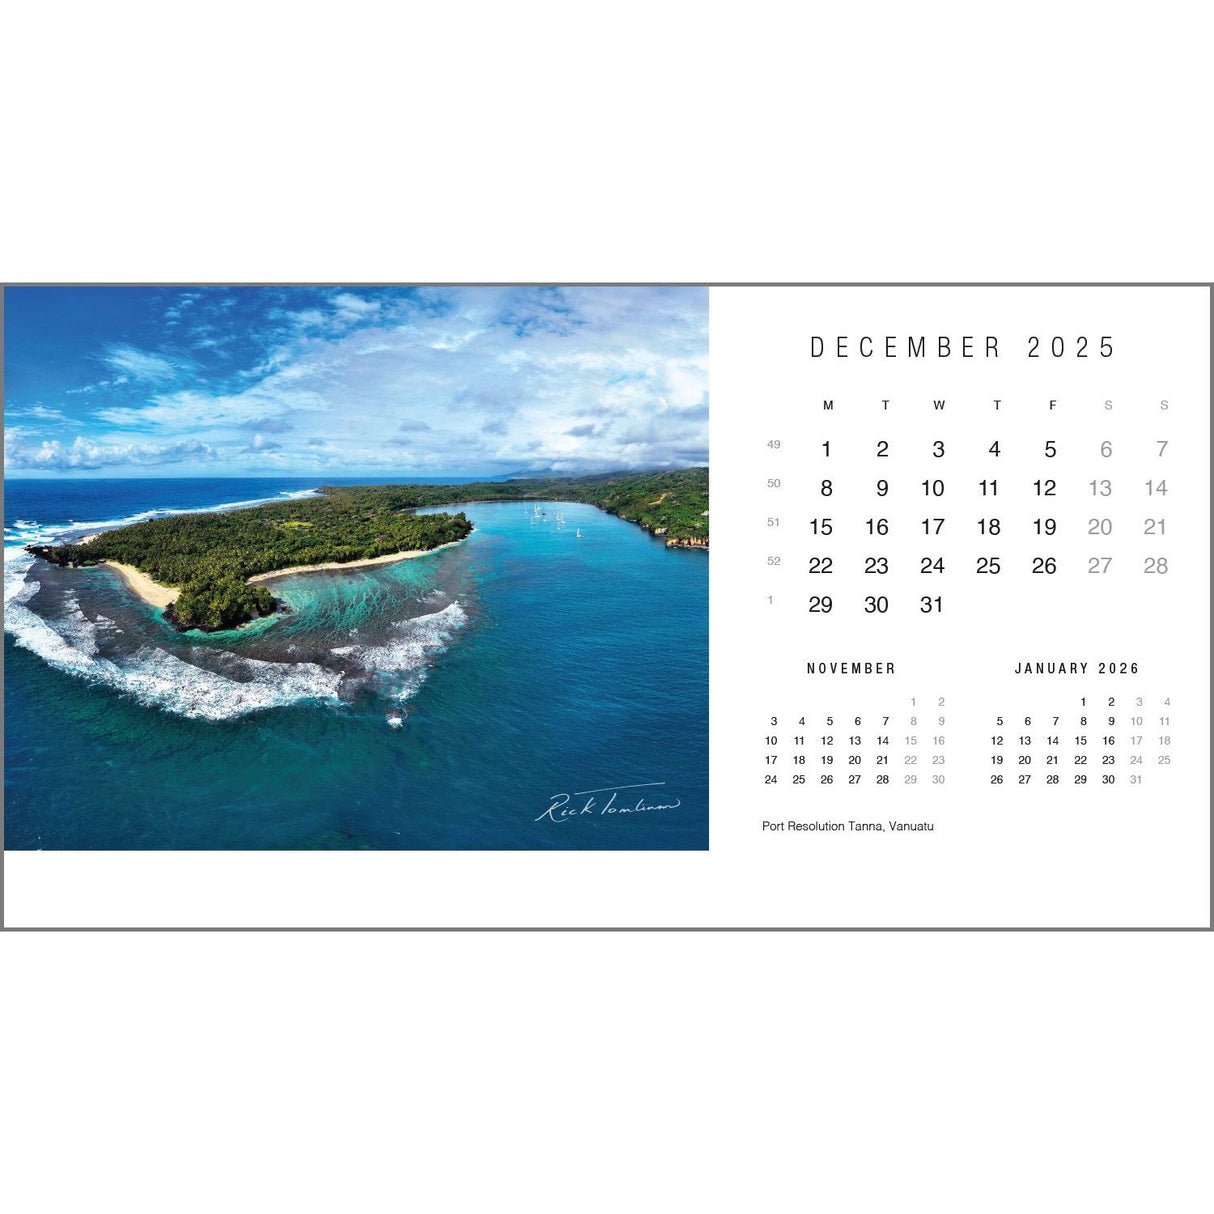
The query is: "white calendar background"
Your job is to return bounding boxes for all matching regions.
[712,286,1210,926]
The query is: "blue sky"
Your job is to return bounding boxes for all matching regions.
[4,286,708,477]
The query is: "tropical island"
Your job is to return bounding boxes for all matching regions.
[27,467,709,633]
[29,490,474,631]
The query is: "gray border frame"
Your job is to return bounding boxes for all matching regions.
[1,281,1210,933]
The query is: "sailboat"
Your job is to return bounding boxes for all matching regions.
[576,528,582,539]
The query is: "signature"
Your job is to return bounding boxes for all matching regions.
[536,782,683,824]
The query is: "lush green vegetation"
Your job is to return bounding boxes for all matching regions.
[388,466,709,547]
[29,468,708,631]
[172,577,277,632]
[31,494,474,632]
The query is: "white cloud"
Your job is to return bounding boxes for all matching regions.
[65,374,128,396]
[8,404,72,422]
[5,430,218,471]
[103,345,184,383]
[95,378,328,431]
[331,292,380,322]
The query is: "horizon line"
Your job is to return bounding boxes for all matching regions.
[4,464,710,481]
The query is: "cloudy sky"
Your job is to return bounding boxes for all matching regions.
[4,286,708,477]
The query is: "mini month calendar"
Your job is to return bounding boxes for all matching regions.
[713,286,1211,926]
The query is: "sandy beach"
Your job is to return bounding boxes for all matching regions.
[246,539,467,585]
[90,537,467,609]
[102,561,180,609]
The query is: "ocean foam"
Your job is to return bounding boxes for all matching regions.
[116,647,344,721]
[332,601,467,701]
[6,596,344,720]
[55,592,100,657]
[5,578,344,721]
[5,543,42,608]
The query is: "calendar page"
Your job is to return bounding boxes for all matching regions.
[2,284,1210,928]
[713,286,1211,926]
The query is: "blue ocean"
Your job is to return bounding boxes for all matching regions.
[4,478,708,849]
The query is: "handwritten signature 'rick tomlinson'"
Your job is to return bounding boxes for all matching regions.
[536,782,683,824]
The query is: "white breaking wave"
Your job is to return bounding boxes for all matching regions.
[332,601,467,701]
[117,648,344,721]
[3,488,347,720]
[5,518,59,611]
[54,592,99,657]
[4,596,344,720]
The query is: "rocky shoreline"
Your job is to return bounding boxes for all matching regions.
[634,525,709,549]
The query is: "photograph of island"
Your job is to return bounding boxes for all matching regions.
[3,286,708,849]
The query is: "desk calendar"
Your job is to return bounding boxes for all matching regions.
[712,285,1211,926]
[4,282,1211,929]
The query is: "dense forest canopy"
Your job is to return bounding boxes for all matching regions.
[376,466,709,546]
[29,467,708,631]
